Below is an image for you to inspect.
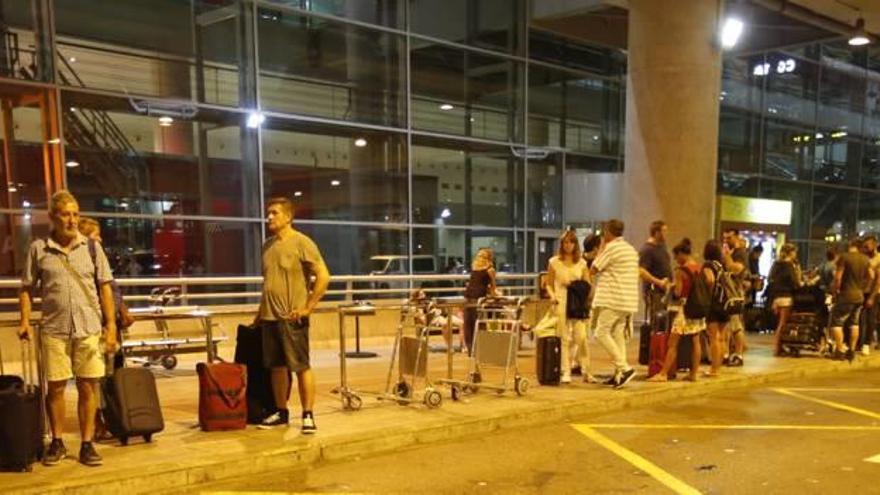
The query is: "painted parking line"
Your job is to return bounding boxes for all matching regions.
[782,387,880,393]
[772,388,880,420]
[574,424,880,431]
[572,425,702,495]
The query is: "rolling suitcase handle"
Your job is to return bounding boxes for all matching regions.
[21,338,37,395]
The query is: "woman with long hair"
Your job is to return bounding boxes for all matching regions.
[545,230,593,383]
[768,243,802,356]
[703,240,727,376]
[463,248,497,355]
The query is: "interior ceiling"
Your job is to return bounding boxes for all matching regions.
[532,0,880,54]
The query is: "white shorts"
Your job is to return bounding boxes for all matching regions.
[44,334,104,382]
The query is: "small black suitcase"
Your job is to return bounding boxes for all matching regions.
[536,336,561,385]
[234,324,281,424]
[0,341,44,472]
[101,366,164,445]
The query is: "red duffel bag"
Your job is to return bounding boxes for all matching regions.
[196,362,247,431]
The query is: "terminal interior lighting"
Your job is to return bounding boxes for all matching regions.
[158,116,173,126]
[65,160,80,168]
[720,17,744,49]
[849,18,871,46]
[439,103,454,111]
[354,138,367,147]
[246,112,265,128]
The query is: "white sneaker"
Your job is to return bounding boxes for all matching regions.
[861,345,871,356]
[560,373,572,384]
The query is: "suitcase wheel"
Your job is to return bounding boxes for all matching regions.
[144,433,153,443]
[515,376,529,396]
[450,385,462,401]
[424,389,442,409]
[343,394,363,411]
[161,355,178,370]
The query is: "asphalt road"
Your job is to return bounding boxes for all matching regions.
[195,370,880,494]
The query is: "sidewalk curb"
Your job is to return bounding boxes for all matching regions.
[12,354,880,495]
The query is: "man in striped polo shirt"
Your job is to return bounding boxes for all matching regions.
[591,219,640,388]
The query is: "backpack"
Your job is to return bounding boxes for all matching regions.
[683,264,711,319]
[711,261,745,316]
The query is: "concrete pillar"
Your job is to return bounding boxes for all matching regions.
[622,0,723,247]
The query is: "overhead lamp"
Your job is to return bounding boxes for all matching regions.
[849,18,871,46]
[294,191,303,197]
[48,138,61,144]
[439,103,454,111]
[246,111,265,128]
[330,179,341,187]
[720,17,745,49]
[22,200,30,207]
[65,160,80,168]
[158,116,173,127]
[440,208,451,219]
[354,138,367,147]
[69,56,77,63]
[7,184,17,193]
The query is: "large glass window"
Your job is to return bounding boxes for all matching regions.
[262,0,405,29]
[62,90,262,218]
[0,0,48,82]
[257,9,405,127]
[261,118,408,223]
[54,0,253,107]
[762,120,815,181]
[297,222,407,275]
[413,226,523,274]
[527,151,562,229]
[411,41,523,142]
[810,185,856,241]
[528,30,625,77]
[759,179,811,240]
[411,135,522,228]
[410,0,525,55]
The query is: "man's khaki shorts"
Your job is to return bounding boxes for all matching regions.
[44,334,104,382]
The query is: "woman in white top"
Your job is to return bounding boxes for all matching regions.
[545,230,593,384]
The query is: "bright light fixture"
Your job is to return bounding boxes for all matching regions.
[246,111,265,128]
[158,116,173,126]
[440,208,452,219]
[65,160,80,168]
[439,103,454,111]
[330,179,341,187]
[294,191,303,197]
[22,200,30,208]
[720,17,744,49]
[354,138,367,147]
[849,18,871,46]
[7,184,17,193]
[48,138,61,144]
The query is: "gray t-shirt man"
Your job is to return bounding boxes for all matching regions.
[258,230,326,321]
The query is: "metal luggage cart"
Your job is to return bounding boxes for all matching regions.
[332,301,379,411]
[439,296,530,400]
[377,300,443,409]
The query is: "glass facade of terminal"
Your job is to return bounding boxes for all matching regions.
[719,41,880,267]
[0,0,625,279]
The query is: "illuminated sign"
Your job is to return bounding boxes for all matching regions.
[719,195,792,225]
[753,58,796,76]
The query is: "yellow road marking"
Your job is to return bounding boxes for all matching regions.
[572,425,702,495]
[773,388,880,420]
[865,454,880,464]
[782,387,880,393]
[577,424,880,431]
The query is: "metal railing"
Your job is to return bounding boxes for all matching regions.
[0,273,543,309]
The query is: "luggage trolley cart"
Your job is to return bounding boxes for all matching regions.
[333,302,380,411]
[376,300,443,409]
[439,296,530,401]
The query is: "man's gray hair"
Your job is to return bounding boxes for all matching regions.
[49,189,78,214]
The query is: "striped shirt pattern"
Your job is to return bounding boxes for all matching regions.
[591,237,640,314]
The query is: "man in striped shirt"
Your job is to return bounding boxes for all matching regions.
[591,219,640,388]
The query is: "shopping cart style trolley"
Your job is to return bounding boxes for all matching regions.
[440,296,529,400]
[377,300,443,408]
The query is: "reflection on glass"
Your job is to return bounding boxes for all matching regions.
[813,133,862,185]
[297,223,407,276]
[414,228,523,275]
[410,0,524,55]
[258,10,405,127]
[0,211,49,277]
[411,136,522,227]
[411,42,523,141]
[527,152,562,228]
[759,179,811,240]
[811,186,856,241]
[262,0,404,28]
[762,121,814,181]
[54,0,251,106]
[718,109,760,173]
[62,90,261,218]
[0,0,45,82]
[262,120,408,222]
[528,30,625,77]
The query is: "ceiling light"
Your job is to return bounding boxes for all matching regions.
[294,191,303,197]
[354,138,367,147]
[7,184,17,193]
[22,200,30,207]
[330,179,341,187]
[65,160,80,168]
[720,17,744,49]
[69,56,77,63]
[439,103,454,111]
[440,208,451,219]
[849,18,871,46]
[246,111,265,128]
[158,116,173,126]
[48,138,61,144]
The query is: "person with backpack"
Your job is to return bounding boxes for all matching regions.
[647,238,713,382]
[18,190,117,466]
[721,230,749,366]
[546,230,593,384]
[703,240,734,376]
[767,243,802,357]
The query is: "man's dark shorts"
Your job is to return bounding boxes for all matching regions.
[262,319,310,373]
[829,302,861,330]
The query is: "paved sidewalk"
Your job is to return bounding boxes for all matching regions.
[1,334,878,495]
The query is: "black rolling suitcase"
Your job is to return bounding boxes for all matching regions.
[101,364,164,445]
[0,341,44,472]
[536,336,561,385]
[234,324,285,424]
